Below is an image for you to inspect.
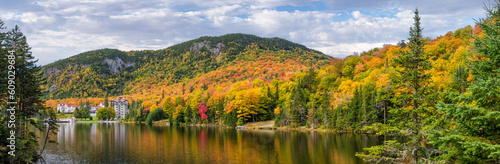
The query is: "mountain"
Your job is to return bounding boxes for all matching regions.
[41,33,332,100]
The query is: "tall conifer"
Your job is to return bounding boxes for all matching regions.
[430,2,500,162]
[357,9,435,163]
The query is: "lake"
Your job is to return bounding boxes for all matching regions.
[38,123,386,164]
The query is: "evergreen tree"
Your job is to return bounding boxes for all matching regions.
[265,86,275,119]
[289,83,305,127]
[130,109,137,121]
[452,65,468,93]
[145,113,153,125]
[376,85,393,125]
[336,105,345,130]
[82,107,90,120]
[429,2,500,162]
[215,100,224,124]
[80,101,90,120]
[224,108,238,127]
[349,86,362,128]
[367,87,378,125]
[8,25,48,137]
[361,85,367,126]
[184,105,192,124]
[124,110,130,120]
[357,8,435,163]
[138,107,145,122]
[0,20,7,102]
[0,22,57,162]
[74,107,80,118]
[274,82,279,103]
[363,82,378,125]
[104,91,109,107]
[330,105,337,129]
[321,89,330,128]
[151,107,164,121]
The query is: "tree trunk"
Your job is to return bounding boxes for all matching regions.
[40,124,50,156]
[413,88,419,164]
[383,101,386,125]
[323,111,327,128]
[412,112,419,164]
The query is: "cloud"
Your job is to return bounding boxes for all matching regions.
[0,0,491,65]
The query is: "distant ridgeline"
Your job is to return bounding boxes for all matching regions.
[41,33,331,99]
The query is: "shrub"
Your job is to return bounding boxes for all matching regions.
[151,108,164,121]
[145,113,153,125]
[237,118,245,126]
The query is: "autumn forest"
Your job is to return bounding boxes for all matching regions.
[3,2,494,163]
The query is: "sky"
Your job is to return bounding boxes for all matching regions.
[0,0,491,65]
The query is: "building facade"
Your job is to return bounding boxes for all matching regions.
[57,103,77,113]
[90,103,105,117]
[110,97,128,119]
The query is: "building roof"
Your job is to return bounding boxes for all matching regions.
[110,96,128,102]
[58,103,77,107]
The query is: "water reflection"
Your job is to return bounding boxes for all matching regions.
[39,123,385,164]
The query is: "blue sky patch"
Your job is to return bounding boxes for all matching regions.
[275,2,328,12]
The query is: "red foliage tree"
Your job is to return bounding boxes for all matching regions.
[198,101,208,120]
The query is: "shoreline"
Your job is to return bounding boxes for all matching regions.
[62,119,375,134]
[118,120,375,134]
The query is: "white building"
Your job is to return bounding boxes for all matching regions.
[110,97,128,119]
[57,103,77,113]
[90,103,105,117]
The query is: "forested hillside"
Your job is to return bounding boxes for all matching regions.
[43,5,500,162]
[42,33,331,99]
[45,22,482,127]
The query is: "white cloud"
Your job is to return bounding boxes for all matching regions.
[314,42,392,58]
[0,0,491,65]
[15,12,55,24]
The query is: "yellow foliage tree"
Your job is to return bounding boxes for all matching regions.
[365,56,384,70]
[150,104,159,112]
[161,97,175,117]
[142,101,155,109]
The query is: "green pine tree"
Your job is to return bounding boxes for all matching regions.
[0,20,7,102]
[428,2,500,163]
[321,89,330,128]
[184,105,192,124]
[289,83,305,127]
[224,108,238,128]
[145,113,153,125]
[74,107,80,118]
[265,86,275,119]
[0,22,57,163]
[104,91,109,107]
[82,101,91,120]
[452,65,468,93]
[83,107,90,120]
[349,85,362,129]
[357,8,436,163]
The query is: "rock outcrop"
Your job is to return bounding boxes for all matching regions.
[102,57,135,74]
[190,41,225,56]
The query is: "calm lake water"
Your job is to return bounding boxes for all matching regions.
[38,123,386,164]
